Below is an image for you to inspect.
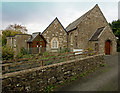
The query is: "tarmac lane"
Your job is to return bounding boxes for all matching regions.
[55,53,119,92]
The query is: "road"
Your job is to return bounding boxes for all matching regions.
[55,53,119,91]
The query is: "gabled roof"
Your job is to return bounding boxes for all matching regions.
[27,32,40,42]
[27,32,47,43]
[42,17,68,35]
[66,4,100,32]
[89,27,105,41]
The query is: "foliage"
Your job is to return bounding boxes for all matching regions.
[20,47,28,55]
[2,30,22,46]
[16,53,23,59]
[2,46,14,60]
[86,47,93,51]
[2,24,28,46]
[6,24,28,34]
[43,51,51,56]
[0,36,2,58]
[58,48,70,53]
[43,85,54,93]
[109,20,120,52]
[100,64,106,67]
[22,54,34,59]
[16,47,28,58]
[109,20,120,33]
[80,72,86,77]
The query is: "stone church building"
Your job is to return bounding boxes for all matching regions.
[7,4,117,55]
[42,4,117,55]
[42,17,68,52]
[66,4,117,54]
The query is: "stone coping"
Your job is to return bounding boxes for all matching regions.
[2,54,104,79]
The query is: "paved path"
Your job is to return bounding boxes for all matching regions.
[55,53,119,91]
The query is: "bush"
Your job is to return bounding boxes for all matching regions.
[23,54,34,58]
[117,46,120,52]
[86,47,93,51]
[43,51,50,56]
[20,47,28,55]
[2,46,14,60]
[16,47,28,59]
[100,64,106,67]
[16,53,23,59]
[58,48,70,53]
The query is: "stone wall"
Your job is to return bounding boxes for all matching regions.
[7,34,31,55]
[68,5,117,54]
[15,34,31,54]
[68,5,108,51]
[2,54,105,92]
[98,26,117,54]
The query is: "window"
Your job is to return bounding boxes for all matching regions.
[71,34,73,44]
[37,42,39,47]
[14,39,16,47]
[11,38,12,45]
[40,38,43,41]
[51,38,58,49]
[74,36,77,48]
[95,43,99,51]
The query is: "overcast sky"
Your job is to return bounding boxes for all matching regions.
[1,1,119,34]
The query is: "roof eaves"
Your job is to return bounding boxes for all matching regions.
[89,26,105,41]
[56,17,69,35]
[66,4,100,32]
[42,17,57,34]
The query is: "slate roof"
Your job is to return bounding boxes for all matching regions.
[66,4,98,32]
[6,34,31,38]
[89,27,105,41]
[27,32,39,42]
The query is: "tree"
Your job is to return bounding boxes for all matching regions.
[109,19,120,52]
[2,30,22,46]
[2,24,28,60]
[6,24,28,34]
[2,45,14,60]
[2,24,28,46]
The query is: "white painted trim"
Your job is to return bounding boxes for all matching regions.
[50,37,59,49]
[89,28,98,41]
[98,25,107,39]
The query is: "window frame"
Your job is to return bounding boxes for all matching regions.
[51,37,59,49]
[14,39,16,47]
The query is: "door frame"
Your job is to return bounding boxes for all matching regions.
[105,40,112,55]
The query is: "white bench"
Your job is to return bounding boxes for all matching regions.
[73,49,83,55]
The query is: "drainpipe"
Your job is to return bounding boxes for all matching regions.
[67,32,69,51]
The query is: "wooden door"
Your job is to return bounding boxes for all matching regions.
[105,40,111,55]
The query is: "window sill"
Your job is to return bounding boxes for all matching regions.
[51,48,58,50]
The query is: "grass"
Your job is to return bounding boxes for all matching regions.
[100,64,106,67]
[43,85,55,93]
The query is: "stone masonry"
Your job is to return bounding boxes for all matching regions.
[42,17,68,52]
[66,4,117,54]
[2,54,105,92]
[7,34,31,55]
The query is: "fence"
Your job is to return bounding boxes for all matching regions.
[23,47,46,54]
[28,47,46,54]
[2,50,97,74]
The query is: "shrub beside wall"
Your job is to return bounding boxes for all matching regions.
[2,54,105,92]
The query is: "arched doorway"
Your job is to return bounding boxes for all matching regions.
[105,40,112,55]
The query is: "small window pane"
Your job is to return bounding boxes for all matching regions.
[51,38,58,48]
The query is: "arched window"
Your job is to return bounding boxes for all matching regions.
[51,38,58,49]
[71,34,73,44]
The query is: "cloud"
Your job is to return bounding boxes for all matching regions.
[2,0,120,2]
[2,2,118,34]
